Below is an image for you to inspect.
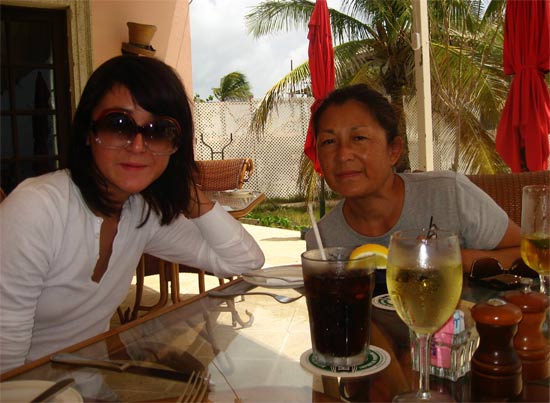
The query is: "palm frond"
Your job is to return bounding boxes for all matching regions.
[213,71,253,101]
[250,61,311,134]
[245,0,315,37]
[333,40,374,85]
[246,0,513,189]
[297,155,321,201]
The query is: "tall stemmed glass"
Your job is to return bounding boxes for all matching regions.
[521,185,550,295]
[387,229,462,402]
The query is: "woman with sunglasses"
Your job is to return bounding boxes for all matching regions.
[305,84,520,283]
[0,55,264,373]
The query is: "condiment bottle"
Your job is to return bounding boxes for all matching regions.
[470,298,523,399]
[503,278,550,380]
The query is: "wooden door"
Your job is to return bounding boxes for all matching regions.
[1,5,72,193]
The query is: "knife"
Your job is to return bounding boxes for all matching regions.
[30,378,74,403]
[51,353,192,382]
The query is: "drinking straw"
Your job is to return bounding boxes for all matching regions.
[426,216,438,239]
[307,202,327,259]
[426,216,434,238]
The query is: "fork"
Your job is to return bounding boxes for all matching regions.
[176,370,210,403]
[209,290,303,304]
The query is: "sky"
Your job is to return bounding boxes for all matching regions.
[189,0,342,99]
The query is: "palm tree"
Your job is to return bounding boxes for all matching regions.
[213,71,254,101]
[428,0,509,172]
[246,0,510,186]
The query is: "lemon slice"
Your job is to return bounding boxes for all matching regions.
[347,243,388,270]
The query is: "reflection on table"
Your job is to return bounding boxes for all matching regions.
[118,190,265,323]
[1,277,548,402]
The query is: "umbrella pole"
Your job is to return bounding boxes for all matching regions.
[319,177,326,218]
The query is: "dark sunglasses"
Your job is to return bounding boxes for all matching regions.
[469,257,539,290]
[91,110,181,155]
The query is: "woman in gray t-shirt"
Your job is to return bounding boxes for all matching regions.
[305,84,521,274]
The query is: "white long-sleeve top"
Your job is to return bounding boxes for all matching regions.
[0,170,264,373]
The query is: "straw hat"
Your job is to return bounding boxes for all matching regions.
[121,22,157,57]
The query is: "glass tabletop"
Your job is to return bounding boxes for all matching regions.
[206,190,266,219]
[1,277,548,402]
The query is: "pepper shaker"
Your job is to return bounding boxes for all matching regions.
[470,298,523,399]
[503,277,550,380]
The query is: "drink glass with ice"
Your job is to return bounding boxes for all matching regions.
[301,247,375,370]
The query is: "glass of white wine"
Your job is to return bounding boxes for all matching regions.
[521,185,550,295]
[387,229,463,402]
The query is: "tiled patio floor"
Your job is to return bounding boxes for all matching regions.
[111,224,306,328]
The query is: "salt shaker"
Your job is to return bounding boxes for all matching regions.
[503,277,550,380]
[470,298,523,399]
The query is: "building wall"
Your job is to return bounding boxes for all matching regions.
[90,0,193,97]
[2,0,192,103]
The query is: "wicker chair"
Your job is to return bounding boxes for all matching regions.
[466,170,549,225]
[196,158,253,191]
[127,158,255,322]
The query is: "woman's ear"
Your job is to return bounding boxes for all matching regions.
[389,136,404,165]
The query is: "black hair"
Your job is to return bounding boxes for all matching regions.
[312,84,399,144]
[68,55,196,225]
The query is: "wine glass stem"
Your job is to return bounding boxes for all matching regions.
[540,274,550,296]
[416,333,431,400]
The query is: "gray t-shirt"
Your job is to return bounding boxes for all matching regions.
[306,171,509,251]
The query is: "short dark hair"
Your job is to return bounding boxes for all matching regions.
[312,84,399,144]
[68,55,196,225]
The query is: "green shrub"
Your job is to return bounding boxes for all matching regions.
[245,197,338,230]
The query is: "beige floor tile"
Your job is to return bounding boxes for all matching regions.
[111,225,306,328]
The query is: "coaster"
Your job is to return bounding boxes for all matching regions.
[372,293,395,311]
[300,345,391,378]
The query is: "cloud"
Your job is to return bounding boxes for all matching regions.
[190,0,309,98]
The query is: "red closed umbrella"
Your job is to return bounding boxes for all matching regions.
[304,0,335,174]
[496,0,550,172]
